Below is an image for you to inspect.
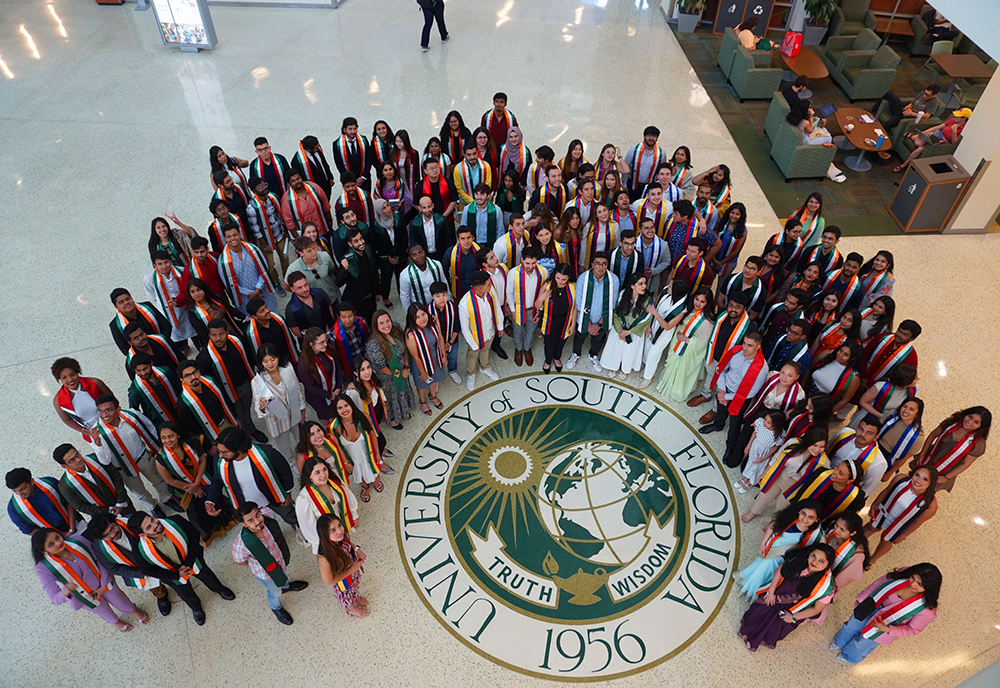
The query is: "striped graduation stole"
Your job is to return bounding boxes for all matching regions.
[151,266,184,327]
[805,245,841,275]
[338,188,371,224]
[636,198,667,238]
[158,443,209,487]
[871,381,916,413]
[769,334,810,366]
[499,230,525,270]
[672,165,692,188]
[822,530,860,575]
[754,568,835,615]
[671,309,707,355]
[251,154,287,195]
[221,447,287,509]
[361,387,387,436]
[335,536,360,593]
[867,334,913,382]
[97,411,159,477]
[594,158,619,181]
[713,184,731,207]
[537,181,566,212]
[510,265,545,325]
[189,254,219,283]
[448,243,481,296]
[405,260,446,306]
[11,478,69,530]
[785,412,812,441]
[796,469,861,517]
[872,478,926,541]
[649,293,686,344]
[190,298,235,336]
[312,351,337,396]
[861,579,927,639]
[636,237,664,276]
[307,438,351,484]
[411,326,443,374]
[330,318,369,372]
[825,365,858,403]
[213,184,248,212]
[206,336,252,402]
[500,142,529,175]
[612,207,637,235]
[798,527,823,548]
[610,247,640,282]
[541,283,576,338]
[758,302,787,333]
[458,159,488,198]
[584,222,617,269]
[248,192,283,248]
[704,310,750,365]
[227,162,249,194]
[221,241,274,308]
[181,378,236,441]
[435,300,457,341]
[715,223,742,271]
[757,444,824,494]
[210,214,247,249]
[723,274,763,312]
[484,107,514,134]
[113,303,161,337]
[878,413,922,464]
[769,231,804,265]
[695,199,719,231]
[792,209,824,247]
[127,335,179,372]
[823,269,861,309]
[861,268,890,303]
[663,216,697,247]
[761,521,805,556]
[331,418,381,475]
[919,421,979,474]
[464,291,498,349]
[629,143,662,187]
[372,137,392,167]
[137,518,201,581]
[337,135,369,176]
[63,456,116,507]
[44,540,105,608]
[525,162,545,193]
[287,182,329,234]
[93,520,154,589]
[131,367,179,423]
[306,480,356,530]
[815,322,846,356]
[247,313,298,364]
[746,372,804,416]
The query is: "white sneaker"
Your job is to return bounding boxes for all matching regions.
[449,370,463,385]
[589,356,603,373]
[606,369,617,378]
[638,378,652,389]
[481,367,500,381]
[466,374,476,391]
[617,371,628,381]
[565,353,580,370]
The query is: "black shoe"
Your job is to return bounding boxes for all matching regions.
[164,497,184,513]
[698,424,717,435]
[193,609,206,625]
[273,607,294,625]
[251,430,269,443]
[491,343,508,360]
[157,595,172,617]
[152,505,167,519]
[285,580,309,593]
[218,587,236,600]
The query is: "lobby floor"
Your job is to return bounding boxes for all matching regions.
[1,1,998,686]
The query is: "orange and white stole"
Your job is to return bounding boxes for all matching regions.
[287,183,329,234]
[132,367,179,423]
[11,479,69,530]
[248,313,299,364]
[158,443,209,488]
[248,191,283,249]
[151,266,184,327]
[181,378,236,441]
[62,456,116,507]
[206,336,252,402]
[96,411,159,477]
[43,539,107,608]
[221,241,274,308]
[221,446,287,509]
[137,519,201,582]
[671,309,708,356]
[93,518,157,589]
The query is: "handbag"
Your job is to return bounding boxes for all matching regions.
[780,31,802,58]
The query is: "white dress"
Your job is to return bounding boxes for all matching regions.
[343,431,380,484]
[600,305,653,374]
[294,484,361,554]
[742,418,781,485]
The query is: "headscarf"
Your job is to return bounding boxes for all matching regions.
[372,198,396,231]
[501,126,527,176]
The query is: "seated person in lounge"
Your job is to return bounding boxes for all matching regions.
[736,17,774,51]
[787,100,833,147]
[782,76,810,110]
[895,107,970,173]
[880,84,941,131]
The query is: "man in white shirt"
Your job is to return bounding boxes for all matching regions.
[205,427,297,526]
[493,214,528,270]
[828,419,886,500]
[631,182,673,239]
[506,247,547,366]
[477,247,510,361]
[623,126,666,201]
[94,395,170,513]
[636,217,671,293]
[144,252,196,344]
[566,252,620,373]
[399,243,446,312]
[459,271,504,390]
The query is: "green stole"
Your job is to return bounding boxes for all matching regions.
[345,244,378,277]
[386,342,406,393]
[240,518,288,587]
[465,203,499,245]
[583,272,613,332]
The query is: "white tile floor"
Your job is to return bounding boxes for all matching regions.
[1,0,998,686]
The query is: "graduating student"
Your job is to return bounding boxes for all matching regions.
[565,177,599,226]
[858,251,895,309]
[716,256,766,320]
[443,226,481,300]
[405,302,447,414]
[128,354,181,430]
[408,194,452,262]
[760,289,808,347]
[797,225,842,276]
[124,325,180,381]
[176,360,238,448]
[692,182,721,233]
[822,252,865,313]
[713,203,749,281]
[623,126,667,201]
[662,200,708,259]
[783,460,867,519]
[631,181,672,240]
[206,426,296,527]
[196,320,262,440]
[249,137,291,197]
[245,298,299,365]
[207,199,248,254]
[418,158,459,227]
[461,183,502,247]
[635,216,671,294]
[913,406,991,493]
[609,230,644,286]
[689,294,754,419]
[315,513,369,618]
[481,92,518,150]
[218,224,277,316]
[332,117,372,190]
[53,444,134,519]
[478,247,511,361]
[534,263,577,374]
[862,320,921,386]
[179,237,227,307]
[144,251,196,346]
[336,228,380,323]
[764,219,805,268]
[93,395,171,512]
[211,170,250,230]
[566,252,620,373]
[580,203,619,275]
[499,126,531,181]
[129,510,235,625]
[765,319,812,372]
[828,419,887,499]
[329,394,386,503]
[726,362,805,469]
[788,192,825,247]
[599,273,653,379]
[51,357,113,445]
[85,513,171,617]
[328,301,370,377]
[6,467,76,536]
[245,176,291,289]
[494,213,529,270]
[669,237,714,293]
[527,165,569,216]
[210,145,250,196]
[400,243,446,312]
[806,342,863,415]
[109,288,174,357]
[640,278,688,389]
[865,467,938,565]
[459,271,504,390]
[506,247,548,366]
[334,172,376,227]
[453,142,492,210]
[232,502,309,625]
[291,135,334,197]
[285,233,341,303]
[280,168,332,238]
[656,287,717,403]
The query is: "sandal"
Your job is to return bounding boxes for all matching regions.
[373,479,385,493]
[356,596,369,607]
[360,487,371,503]
[420,402,431,416]
[117,622,133,633]
[390,422,404,431]
[740,512,757,524]
[135,610,150,625]
[429,395,443,410]
[892,165,904,173]
[346,605,369,618]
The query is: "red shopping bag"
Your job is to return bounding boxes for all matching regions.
[780,31,802,57]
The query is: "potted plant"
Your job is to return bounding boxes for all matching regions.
[803,0,836,45]
[676,0,705,34]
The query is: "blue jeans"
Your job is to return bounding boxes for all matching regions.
[446,337,460,372]
[833,610,881,663]
[258,576,289,611]
[421,2,447,48]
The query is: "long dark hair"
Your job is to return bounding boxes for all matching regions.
[372,119,395,145]
[615,273,650,320]
[893,395,925,431]
[822,512,872,571]
[709,164,732,197]
[723,202,747,237]
[940,406,993,441]
[256,342,289,369]
[544,263,574,290]
[439,111,471,148]
[332,393,373,434]
[787,426,830,457]
[780,543,836,596]
[472,126,498,160]
[348,356,383,406]
[31,528,61,564]
[300,455,331,490]
[671,145,692,170]
[865,296,896,341]
[186,277,226,306]
[300,327,328,384]
[660,278,689,305]
[405,303,434,338]
[209,145,234,174]
[391,129,417,162]
[804,290,841,324]
[685,286,716,320]
[786,99,812,125]
[770,499,823,536]
[295,420,328,458]
[859,250,895,278]
[316,513,353,575]
[908,464,938,509]
[148,217,183,263]
[887,563,942,609]
[841,309,863,341]
[792,192,823,222]
[811,341,864,379]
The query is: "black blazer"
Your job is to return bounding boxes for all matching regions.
[207,444,295,509]
[91,530,146,581]
[132,515,205,583]
[292,148,335,197]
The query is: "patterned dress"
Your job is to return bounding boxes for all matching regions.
[329,538,364,607]
[365,337,415,423]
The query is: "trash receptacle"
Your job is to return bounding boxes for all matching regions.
[889,155,970,233]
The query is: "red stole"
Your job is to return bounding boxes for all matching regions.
[710,345,766,416]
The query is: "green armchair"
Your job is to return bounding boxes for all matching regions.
[874,99,944,149]
[892,124,959,163]
[718,28,740,79]
[821,29,880,72]
[829,0,877,37]
[764,91,791,143]
[769,108,838,181]
[729,45,783,102]
[908,4,964,56]
[825,40,900,101]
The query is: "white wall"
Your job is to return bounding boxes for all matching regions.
[926,0,1000,60]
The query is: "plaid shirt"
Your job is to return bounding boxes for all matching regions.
[231,507,287,581]
[246,193,286,244]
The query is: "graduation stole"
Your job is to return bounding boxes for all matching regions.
[671,309,707,355]
[312,351,337,396]
[757,443,823,494]
[705,312,751,365]
[213,184,248,212]
[458,158,488,197]
[251,154,287,194]
[93,521,153,589]
[360,386,386,436]
[435,300,457,342]
[710,344,765,415]
[611,248,640,282]
[464,291,498,349]
[43,540,106,608]
[822,530,860,575]
[448,243,481,296]
[151,266,184,327]
[824,363,858,403]
[814,322,846,357]
[537,181,567,212]
[499,230,526,269]
[158,442,208,488]
[761,520,808,556]
[758,300,787,333]
[671,164,692,188]
[248,314,299,364]
[758,569,835,615]
[181,379,236,441]
[613,207,638,234]
[11,479,69,531]
[339,188,371,224]
[55,378,102,434]
[97,411,158,477]
[112,303,161,338]
[712,183,731,207]
[307,480,356,530]
[795,469,860,517]
[878,413,922,464]
[484,108,513,134]
[465,203,499,244]
[241,521,288,587]
[867,333,913,382]
[308,438,351,484]
[132,367,179,423]
[189,254,219,283]
[206,336,252,402]
[769,231,804,265]
[871,381,917,414]
[823,269,861,309]
[227,162,249,193]
[785,412,812,441]
[222,447,288,509]
[221,241,274,308]
[511,265,545,325]
[715,223,744,270]
[746,372,804,416]
[584,222,617,269]
[663,216,697,247]
[338,135,367,176]
[792,208,824,246]
[829,428,880,473]
[860,267,890,300]
[331,417,381,474]
[190,298,238,335]
[594,158,619,181]
[372,137,392,167]
[724,274,763,313]
[694,199,719,231]
[770,334,810,367]
[62,456,116,507]
[248,192,283,249]
[807,304,837,327]
[860,579,928,640]
[137,518,201,582]
[500,142,529,174]
[649,293,686,344]
[806,245,841,275]
[525,162,545,193]
[636,199,667,238]
[210,214,247,249]
[541,283,576,338]
[127,335,180,373]
[405,260,445,306]
[334,536,360,594]
[921,422,979,474]
[287,183,329,234]
[295,142,326,184]
[330,318,370,372]
[630,143,662,187]
[580,271,614,333]
[872,477,926,541]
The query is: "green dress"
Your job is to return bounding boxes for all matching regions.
[656,312,712,402]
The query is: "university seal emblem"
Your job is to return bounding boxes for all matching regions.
[397,374,739,680]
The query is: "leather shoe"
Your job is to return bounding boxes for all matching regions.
[699,410,717,425]
[193,609,206,625]
[273,607,294,625]
[698,424,717,435]
[514,350,523,366]
[285,580,309,593]
[491,342,508,360]
[218,587,236,601]
[525,350,534,366]
[156,595,172,617]
[251,430,269,443]
[687,394,710,408]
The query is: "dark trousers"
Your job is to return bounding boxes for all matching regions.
[573,328,607,357]
[881,91,905,131]
[269,500,298,527]
[544,332,569,364]
[421,2,448,48]
[166,564,228,612]
[711,397,752,467]
[724,407,769,469]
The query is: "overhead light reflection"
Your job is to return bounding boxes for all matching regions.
[548,125,569,144]
[574,6,583,24]
[0,54,14,79]
[48,5,68,38]
[36,381,51,398]
[430,110,439,128]
[251,66,269,88]
[937,360,947,377]
[972,516,986,526]
[303,78,317,104]
[368,76,380,94]
[20,25,41,59]
[496,0,513,27]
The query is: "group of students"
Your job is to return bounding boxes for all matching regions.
[8,95,987,663]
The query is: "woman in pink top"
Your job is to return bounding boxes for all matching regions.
[831,562,940,663]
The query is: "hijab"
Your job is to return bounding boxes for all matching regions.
[372,198,396,231]
[501,126,527,175]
